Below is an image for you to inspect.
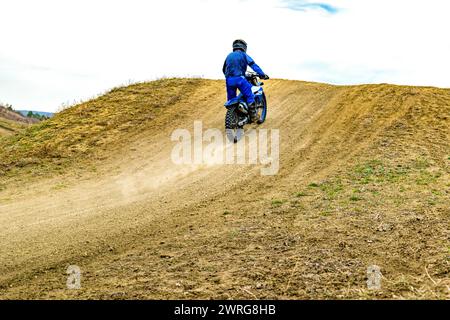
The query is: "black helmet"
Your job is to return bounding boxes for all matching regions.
[233,39,247,52]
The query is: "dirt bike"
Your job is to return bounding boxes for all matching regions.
[224,72,268,143]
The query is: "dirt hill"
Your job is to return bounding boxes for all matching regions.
[0,78,448,299]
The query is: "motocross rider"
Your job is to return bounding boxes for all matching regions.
[223,39,269,121]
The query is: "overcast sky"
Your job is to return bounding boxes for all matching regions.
[1,0,449,112]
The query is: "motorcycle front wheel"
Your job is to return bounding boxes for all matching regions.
[256,93,267,124]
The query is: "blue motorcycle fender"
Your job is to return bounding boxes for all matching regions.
[224,103,239,111]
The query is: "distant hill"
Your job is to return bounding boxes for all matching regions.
[17,110,54,118]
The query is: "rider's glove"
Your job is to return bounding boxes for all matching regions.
[262,74,270,80]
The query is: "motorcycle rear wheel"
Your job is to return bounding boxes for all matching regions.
[225,108,244,143]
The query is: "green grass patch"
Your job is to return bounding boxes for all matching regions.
[228,229,239,238]
[319,180,344,200]
[431,189,442,196]
[352,160,409,184]
[271,199,286,208]
[350,195,363,202]
[416,171,441,185]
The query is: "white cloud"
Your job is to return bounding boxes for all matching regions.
[0,0,449,112]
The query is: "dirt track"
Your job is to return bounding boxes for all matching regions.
[0,79,449,299]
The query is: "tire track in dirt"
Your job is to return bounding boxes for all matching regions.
[0,79,448,299]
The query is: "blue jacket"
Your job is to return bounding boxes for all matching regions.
[223,50,265,78]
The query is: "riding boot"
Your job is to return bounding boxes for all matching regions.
[248,102,258,122]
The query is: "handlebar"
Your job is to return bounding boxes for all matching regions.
[245,72,269,80]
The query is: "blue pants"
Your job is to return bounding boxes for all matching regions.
[226,76,255,105]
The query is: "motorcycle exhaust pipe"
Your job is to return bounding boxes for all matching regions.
[238,103,248,114]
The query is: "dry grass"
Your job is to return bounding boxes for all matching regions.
[0,78,204,180]
[0,118,29,137]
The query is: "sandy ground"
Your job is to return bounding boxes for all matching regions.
[0,79,448,299]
